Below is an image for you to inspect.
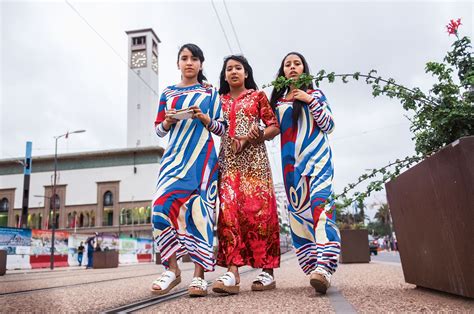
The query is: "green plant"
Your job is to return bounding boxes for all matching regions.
[265,19,473,207]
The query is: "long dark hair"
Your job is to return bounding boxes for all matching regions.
[177,43,207,84]
[269,52,314,126]
[218,55,258,95]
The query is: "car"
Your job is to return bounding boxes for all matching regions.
[368,235,379,255]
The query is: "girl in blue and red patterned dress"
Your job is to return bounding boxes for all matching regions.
[269,52,341,294]
[150,44,225,297]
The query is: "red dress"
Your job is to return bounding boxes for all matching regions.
[217,90,281,269]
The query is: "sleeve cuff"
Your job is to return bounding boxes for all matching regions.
[155,123,169,137]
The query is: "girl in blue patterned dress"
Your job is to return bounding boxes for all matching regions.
[150,44,225,297]
[269,52,341,294]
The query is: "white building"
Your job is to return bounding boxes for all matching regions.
[0,147,162,238]
[0,29,163,238]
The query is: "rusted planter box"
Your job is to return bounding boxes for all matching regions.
[0,250,6,276]
[339,229,370,263]
[386,136,474,298]
[155,253,162,265]
[93,250,119,269]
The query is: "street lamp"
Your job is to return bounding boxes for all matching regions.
[49,129,86,270]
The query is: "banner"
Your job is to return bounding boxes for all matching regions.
[96,233,119,251]
[0,227,31,255]
[136,238,153,263]
[0,227,32,270]
[30,229,69,268]
[68,234,90,267]
[137,238,153,254]
[119,237,137,255]
[119,236,137,264]
[31,229,69,255]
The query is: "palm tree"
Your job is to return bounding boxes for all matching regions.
[374,203,391,226]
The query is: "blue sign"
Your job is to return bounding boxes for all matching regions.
[24,141,32,175]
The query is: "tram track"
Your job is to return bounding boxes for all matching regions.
[0,264,157,284]
[102,252,297,314]
[0,271,161,297]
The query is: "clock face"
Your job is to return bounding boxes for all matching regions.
[152,53,158,74]
[131,51,147,68]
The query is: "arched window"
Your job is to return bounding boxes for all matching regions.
[120,208,125,225]
[48,211,59,229]
[50,194,60,210]
[84,212,90,227]
[0,198,8,227]
[79,212,84,227]
[132,207,139,225]
[38,214,43,230]
[69,211,78,228]
[27,214,35,229]
[146,206,151,224]
[104,191,113,207]
[0,198,8,212]
[138,207,146,224]
[103,192,114,226]
[67,213,72,228]
[90,211,95,227]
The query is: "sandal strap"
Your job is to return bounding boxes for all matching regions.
[189,277,208,290]
[253,272,274,286]
[152,270,176,289]
[216,271,236,286]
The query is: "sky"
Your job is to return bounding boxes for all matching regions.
[1,0,472,219]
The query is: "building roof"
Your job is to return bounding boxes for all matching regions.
[0,146,164,175]
[125,28,161,43]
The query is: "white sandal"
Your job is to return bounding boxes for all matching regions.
[212,271,240,294]
[251,272,276,291]
[150,270,181,295]
[188,277,208,297]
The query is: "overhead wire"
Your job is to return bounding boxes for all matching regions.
[210,0,233,54]
[64,0,159,96]
[222,0,243,54]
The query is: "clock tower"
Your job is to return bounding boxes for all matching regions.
[125,29,161,148]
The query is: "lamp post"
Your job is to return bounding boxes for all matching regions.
[50,130,86,270]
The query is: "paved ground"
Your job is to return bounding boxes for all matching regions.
[371,250,401,264]
[0,251,472,313]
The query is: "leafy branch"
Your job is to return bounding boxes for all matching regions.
[334,154,426,208]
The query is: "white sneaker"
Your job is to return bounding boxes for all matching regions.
[310,267,331,294]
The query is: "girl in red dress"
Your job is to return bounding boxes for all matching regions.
[212,55,281,295]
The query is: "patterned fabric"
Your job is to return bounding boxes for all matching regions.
[275,88,340,275]
[152,84,221,272]
[217,90,281,269]
[207,119,226,136]
[155,123,169,137]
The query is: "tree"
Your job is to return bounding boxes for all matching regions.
[366,203,393,237]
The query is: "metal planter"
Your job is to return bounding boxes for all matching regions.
[386,136,474,298]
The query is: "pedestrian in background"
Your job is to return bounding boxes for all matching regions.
[86,232,98,269]
[77,241,84,266]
